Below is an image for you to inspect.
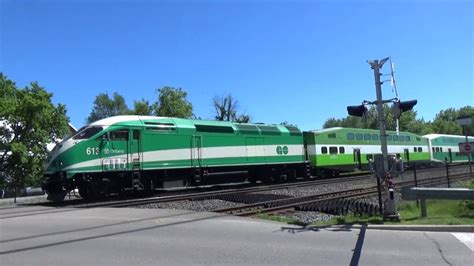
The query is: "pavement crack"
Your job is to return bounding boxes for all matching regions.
[423,232,452,266]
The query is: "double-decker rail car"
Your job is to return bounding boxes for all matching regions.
[43,116,308,201]
[304,127,431,176]
[424,134,474,163]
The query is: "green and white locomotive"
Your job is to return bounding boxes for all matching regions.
[304,127,431,176]
[43,116,309,201]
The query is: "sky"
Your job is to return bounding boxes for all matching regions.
[1,0,473,131]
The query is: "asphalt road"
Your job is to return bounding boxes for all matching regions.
[0,205,472,265]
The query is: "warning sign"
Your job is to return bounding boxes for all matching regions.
[459,142,474,153]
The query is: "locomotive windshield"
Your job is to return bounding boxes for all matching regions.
[72,126,103,140]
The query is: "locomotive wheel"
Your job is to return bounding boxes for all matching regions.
[78,185,89,199]
[143,178,154,196]
[79,182,100,200]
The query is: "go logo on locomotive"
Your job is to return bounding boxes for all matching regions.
[276,145,289,155]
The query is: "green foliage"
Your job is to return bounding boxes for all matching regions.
[86,92,130,123]
[255,213,303,225]
[0,73,69,188]
[323,105,473,136]
[280,121,297,127]
[154,86,193,118]
[395,199,474,224]
[235,114,251,123]
[458,181,474,218]
[431,106,474,135]
[131,98,153,116]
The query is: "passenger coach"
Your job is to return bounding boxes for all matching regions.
[304,127,430,176]
[424,134,474,163]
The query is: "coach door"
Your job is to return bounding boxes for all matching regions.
[353,149,362,171]
[448,148,453,163]
[129,129,142,171]
[404,149,410,162]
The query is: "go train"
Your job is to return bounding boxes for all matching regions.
[42,115,474,201]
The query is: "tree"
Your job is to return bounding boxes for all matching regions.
[235,114,251,123]
[280,121,297,127]
[457,106,474,136]
[322,104,472,136]
[431,108,463,135]
[86,92,130,123]
[131,98,153,116]
[213,94,251,122]
[154,86,193,118]
[213,94,236,121]
[431,106,474,135]
[0,73,69,190]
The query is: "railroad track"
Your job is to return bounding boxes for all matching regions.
[70,163,472,209]
[1,164,470,220]
[211,173,472,217]
[84,174,373,208]
[0,174,372,219]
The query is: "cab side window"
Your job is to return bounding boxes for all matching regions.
[110,130,129,141]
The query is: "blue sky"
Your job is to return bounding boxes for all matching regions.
[1,0,473,130]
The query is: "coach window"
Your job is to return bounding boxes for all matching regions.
[386,135,392,141]
[372,134,378,141]
[329,147,338,154]
[347,133,354,140]
[418,147,423,152]
[399,136,405,141]
[356,133,363,140]
[435,147,440,152]
[328,133,336,139]
[406,136,411,141]
[321,147,328,154]
[414,147,417,152]
[393,135,399,141]
[339,147,345,154]
[440,147,443,152]
[364,134,371,141]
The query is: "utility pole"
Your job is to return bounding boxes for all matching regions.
[347,57,417,221]
[368,58,398,220]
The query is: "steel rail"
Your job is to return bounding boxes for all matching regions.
[212,173,471,217]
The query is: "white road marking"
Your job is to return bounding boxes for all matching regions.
[452,233,474,252]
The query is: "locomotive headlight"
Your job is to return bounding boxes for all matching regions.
[59,161,64,166]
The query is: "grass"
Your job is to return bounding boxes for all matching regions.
[257,180,474,226]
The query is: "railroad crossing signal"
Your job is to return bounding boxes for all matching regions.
[391,99,418,119]
[347,104,368,117]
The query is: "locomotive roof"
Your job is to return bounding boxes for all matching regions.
[86,115,300,135]
[423,133,474,140]
[89,115,169,126]
[309,127,420,136]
